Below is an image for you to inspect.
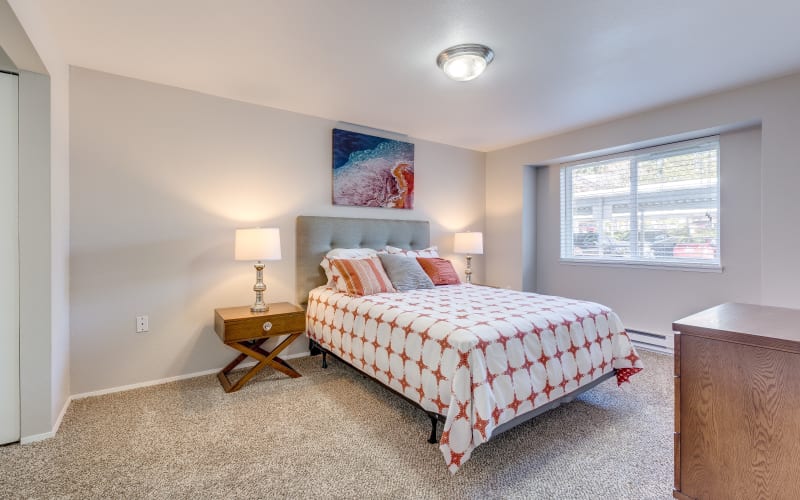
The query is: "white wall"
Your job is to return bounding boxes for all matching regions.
[70,67,485,395]
[486,71,800,338]
[0,46,15,72]
[536,128,761,338]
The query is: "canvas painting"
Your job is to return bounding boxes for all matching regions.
[332,128,414,209]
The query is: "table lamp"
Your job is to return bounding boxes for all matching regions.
[235,227,281,312]
[454,231,483,284]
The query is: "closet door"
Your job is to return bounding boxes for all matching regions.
[0,71,19,444]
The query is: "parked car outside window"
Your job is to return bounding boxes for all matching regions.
[652,236,717,259]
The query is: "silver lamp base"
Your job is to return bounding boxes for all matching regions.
[464,255,473,284]
[251,261,269,313]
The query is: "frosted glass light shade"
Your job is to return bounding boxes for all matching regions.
[235,227,281,261]
[437,44,494,82]
[442,55,486,81]
[454,232,484,255]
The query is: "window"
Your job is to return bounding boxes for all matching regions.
[560,137,720,269]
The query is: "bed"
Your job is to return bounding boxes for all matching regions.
[296,216,643,473]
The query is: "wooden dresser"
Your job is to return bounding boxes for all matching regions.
[673,303,800,500]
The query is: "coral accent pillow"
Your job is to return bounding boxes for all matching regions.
[416,257,461,285]
[320,248,380,285]
[331,256,396,296]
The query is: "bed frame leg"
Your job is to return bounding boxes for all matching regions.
[322,351,328,369]
[427,414,439,444]
[308,339,322,356]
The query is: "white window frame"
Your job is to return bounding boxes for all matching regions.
[560,136,721,271]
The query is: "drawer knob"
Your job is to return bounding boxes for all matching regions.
[262,321,273,332]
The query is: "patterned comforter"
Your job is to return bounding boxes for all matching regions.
[305,284,643,472]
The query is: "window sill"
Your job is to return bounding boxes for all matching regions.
[559,258,723,273]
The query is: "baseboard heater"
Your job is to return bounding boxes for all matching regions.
[626,329,672,354]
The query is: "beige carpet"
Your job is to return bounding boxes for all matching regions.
[0,350,672,499]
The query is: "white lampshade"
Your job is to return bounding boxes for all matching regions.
[454,232,484,255]
[234,227,282,261]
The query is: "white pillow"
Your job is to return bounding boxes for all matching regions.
[384,245,439,258]
[320,248,380,285]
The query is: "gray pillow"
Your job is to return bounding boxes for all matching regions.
[378,254,435,292]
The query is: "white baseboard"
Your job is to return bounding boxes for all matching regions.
[52,394,70,434]
[71,350,311,400]
[20,431,53,444]
[20,395,71,444]
[20,350,312,444]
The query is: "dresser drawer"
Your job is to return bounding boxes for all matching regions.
[215,302,306,343]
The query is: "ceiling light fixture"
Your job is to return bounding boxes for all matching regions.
[436,43,494,82]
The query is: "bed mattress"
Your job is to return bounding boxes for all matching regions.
[306,283,643,472]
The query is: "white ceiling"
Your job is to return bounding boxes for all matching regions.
[34,0,800,151]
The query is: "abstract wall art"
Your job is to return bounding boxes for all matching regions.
[332,128,414,209]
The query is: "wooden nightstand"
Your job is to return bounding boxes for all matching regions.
[214,302,306,392]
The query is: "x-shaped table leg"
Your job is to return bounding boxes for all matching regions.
[217,332,302,392]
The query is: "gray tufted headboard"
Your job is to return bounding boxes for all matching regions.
[295,215,430,307]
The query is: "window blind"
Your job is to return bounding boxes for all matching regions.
[560,137,720,269]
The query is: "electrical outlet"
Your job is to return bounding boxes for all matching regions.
[136,315,149,333]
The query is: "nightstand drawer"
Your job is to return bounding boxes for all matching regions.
[215,302,305,343]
